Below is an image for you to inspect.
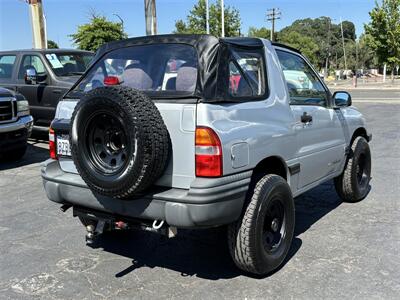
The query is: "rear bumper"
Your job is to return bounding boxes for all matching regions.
[41,159,252,228]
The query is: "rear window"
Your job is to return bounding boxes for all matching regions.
[0,55,16,79]
[73,44,198,97]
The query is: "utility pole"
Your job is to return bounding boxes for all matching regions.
[266,8,281,42]
[27,0,47,49]
[221,0,225,37]
[205,0,210,34]
[325,18,332,79]
[340,17,347,71]
[144,0,157,35]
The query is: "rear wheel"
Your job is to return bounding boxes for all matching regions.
[228,174,295,275]
[334,136,371,202]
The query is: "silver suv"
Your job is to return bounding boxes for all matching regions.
[41,35,372,275]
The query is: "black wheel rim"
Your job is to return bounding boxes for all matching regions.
[85,111,131,175]
[263,198,286,253]
[356,153,369,188]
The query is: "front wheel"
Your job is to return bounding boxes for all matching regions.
[1,145,27,161]
[334,136,371,202]
[228,174,295,275]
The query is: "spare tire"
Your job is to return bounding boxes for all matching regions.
[70,86,169,199]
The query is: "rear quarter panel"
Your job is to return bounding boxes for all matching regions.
[196,41,298,182]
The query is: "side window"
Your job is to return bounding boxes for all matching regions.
[19,55,47,78]
[229,48,266,98]
[0,55,16,79]
[276,50,327,106]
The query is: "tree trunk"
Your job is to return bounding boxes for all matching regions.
[391,66,395,83]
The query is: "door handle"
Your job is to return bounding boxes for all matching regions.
[301,112,313,123]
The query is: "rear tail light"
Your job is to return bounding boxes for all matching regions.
[195,127,222,177]
[49,128,57,159]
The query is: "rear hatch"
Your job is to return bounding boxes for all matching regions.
[52,101,196,189]
[52,42,200,189]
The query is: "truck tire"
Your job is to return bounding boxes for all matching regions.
[1,145,27,161]
[334,136,371,202]
[70,86,169,198]
[228,174,295,275]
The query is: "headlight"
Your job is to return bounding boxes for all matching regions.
[17,100,30,116]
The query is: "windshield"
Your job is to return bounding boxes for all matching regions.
[71,43,198,97]
[45,52,94,77]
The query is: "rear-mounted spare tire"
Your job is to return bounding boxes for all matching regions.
[70,86,170,199]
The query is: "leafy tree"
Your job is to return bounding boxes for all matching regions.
[248,26,271,39]
[365,0,400,80]
[174,0,241,37]
[47,40,59,49]
[71,14,127,51]
[277,31,319,67]
[278,17,358,69]
[341,21,356,41]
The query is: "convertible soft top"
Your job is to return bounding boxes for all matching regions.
[90,34,265,102]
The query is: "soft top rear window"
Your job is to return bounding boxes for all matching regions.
[71,43,198,98]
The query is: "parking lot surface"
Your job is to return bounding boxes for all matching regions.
[1,91,399,299]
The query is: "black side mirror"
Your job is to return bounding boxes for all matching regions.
[24,68,37,84]
[333,91,352,107]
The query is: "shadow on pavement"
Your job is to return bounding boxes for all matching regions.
[0,139,49,171]
[90,181,341,280]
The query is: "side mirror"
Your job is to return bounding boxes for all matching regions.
[333,91,352,107]
[24,68,37,84]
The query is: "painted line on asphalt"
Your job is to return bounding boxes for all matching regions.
[352,99,400,103]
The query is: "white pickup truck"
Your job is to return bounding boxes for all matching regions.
[41,35,372,275]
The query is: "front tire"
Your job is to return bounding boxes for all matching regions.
[1,145,27,161]
[228,174,295,275]
[334,136,371,202]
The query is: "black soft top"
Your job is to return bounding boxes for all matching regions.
[89,34,265,102]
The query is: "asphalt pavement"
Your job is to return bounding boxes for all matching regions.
[0,90,399,299]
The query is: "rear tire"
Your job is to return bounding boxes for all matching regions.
[334,136,371,202]
[228,174,295,275]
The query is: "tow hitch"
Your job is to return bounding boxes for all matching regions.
[85,220,106,245]
[72,207,177,244]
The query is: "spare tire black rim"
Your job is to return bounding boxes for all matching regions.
[263,198,286,254]
[85,111,131,175]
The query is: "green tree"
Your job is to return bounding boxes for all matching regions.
[365,0,400,81]
[277,31,320,67]
[47,40,59,49]
[278,17,358,69]
[174,0,241,37]
[248,26,271,39]
[71,14,127,51]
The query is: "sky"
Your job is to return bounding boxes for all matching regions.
[0,0,377,51]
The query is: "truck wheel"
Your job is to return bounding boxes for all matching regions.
[228,174,295,275]
[334,136,371,202]
[2,145,27,161]
[70,86,170,198]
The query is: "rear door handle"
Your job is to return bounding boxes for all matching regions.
[301,112,313,123]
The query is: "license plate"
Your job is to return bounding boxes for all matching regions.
[57,134,71,156]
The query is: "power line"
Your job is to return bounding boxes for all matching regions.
[266,8,281,42]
